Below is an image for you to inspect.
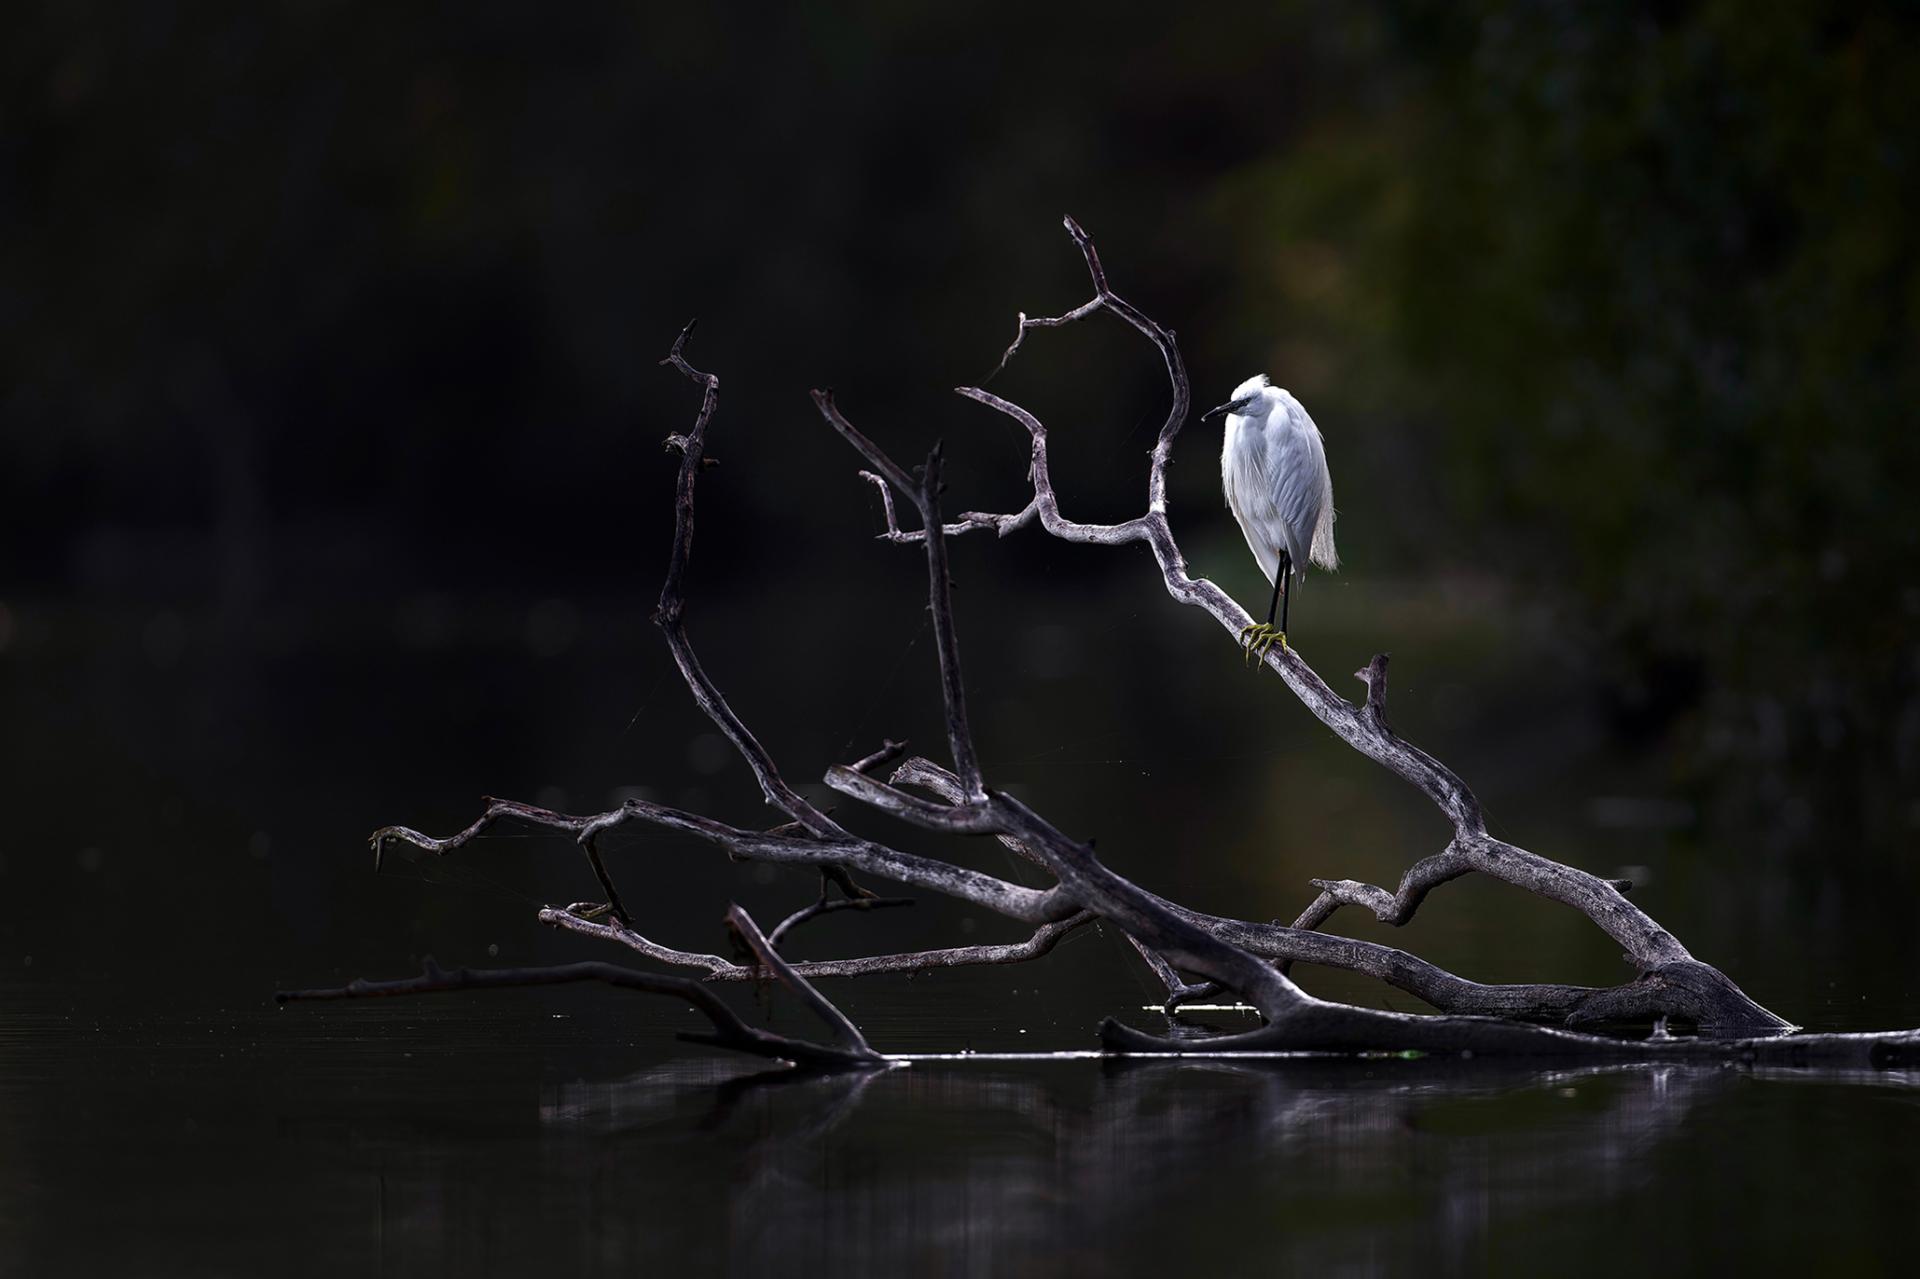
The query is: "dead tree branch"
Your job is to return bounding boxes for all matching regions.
[275,952,883,1070]
[657,321,848,845]
[859,469,1037,543]
[296,225,1920,1070]
[767,886,915,952]
[543,906,1098,980]
[374,793,1075,923]
[804,397,1719,1053]
[723,904,876,1058]
[852,215,1789,1037]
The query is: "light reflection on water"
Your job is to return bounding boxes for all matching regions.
[6,992,1915,1276]
[531,1053,1917,1276]
[6,596,1918,1275]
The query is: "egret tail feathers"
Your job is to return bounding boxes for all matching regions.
[1309,505,1338,572]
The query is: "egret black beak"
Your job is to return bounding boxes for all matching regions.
[1201,397,1250,422]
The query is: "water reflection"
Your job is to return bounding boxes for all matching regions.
[7,985,1918,1276]
[521,1056,1918,1275]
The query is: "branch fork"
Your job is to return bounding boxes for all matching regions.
[285,219,1877,1071]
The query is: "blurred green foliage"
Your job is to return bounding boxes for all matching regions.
[1210,2,1920,842]
[4,0,1916,859]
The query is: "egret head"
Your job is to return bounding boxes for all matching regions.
[1200,374,1275,422]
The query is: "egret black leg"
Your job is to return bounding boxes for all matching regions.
[1279,551,1292,635]
[1265,550,1289,627]
[1240,550,1292,666]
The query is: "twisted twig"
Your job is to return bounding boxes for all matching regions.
[858,470,1037,543]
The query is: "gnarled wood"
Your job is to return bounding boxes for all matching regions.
[299,228,1905,1070]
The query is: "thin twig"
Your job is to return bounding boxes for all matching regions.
[768,891,915,951]
[276,956,881,1070]
[846,737,910,777]
[1121,933,1221,1011]
[544,907,1098,980]
[859,470,1036,544]
[658,324,849,842]
[378,793,1071,922]
[914,443,986,801]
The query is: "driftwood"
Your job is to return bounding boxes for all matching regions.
[283,221,1919,1073]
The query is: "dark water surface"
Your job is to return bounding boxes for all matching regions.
[11,3,1920,1266]
[5,582,1918,1275]
[3,987,1918,1276]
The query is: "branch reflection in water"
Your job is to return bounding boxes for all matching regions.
[511,1058,1915,1272]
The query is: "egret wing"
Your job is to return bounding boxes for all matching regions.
[1260,396,1329,573]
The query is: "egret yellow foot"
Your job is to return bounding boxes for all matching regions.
[1239,622,1288,665]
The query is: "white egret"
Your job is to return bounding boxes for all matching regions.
[1202,374,1338,662]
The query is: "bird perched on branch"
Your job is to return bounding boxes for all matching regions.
[1203,374,1338,662]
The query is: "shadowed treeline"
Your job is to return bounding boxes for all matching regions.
[2,3,1916,1019]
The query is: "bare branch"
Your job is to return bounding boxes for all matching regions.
[576,814,636,927]
[937,219,1774,1027]
[343,256,1819,1065]
[915,443,986,801]
[542,906,1097,980]
[380,793,1070,923]
[980,215,1190,514]
[859,469,901,534]
[542,905,737,975]
[1121,932,1221,1010]
[822,766,999,833]
[657,326,848,842]
[953,388,1152,545]
[881,785,1317,1025]
[988,299,1104,379]
[655,318,719,608]
[883,757,1766,1035]
[767,890,914,951]
[372,797,634,924]
[812,388,920,498]
[725,905,877,1057]
[845,737,910,776]
[859,470,1037,544]
[890,755,1047,868]
[816,403,1314,1018]
[369,796,573,866]
[815,399,989,799]
[1293,845,1473,931]
[276,956,881,1070]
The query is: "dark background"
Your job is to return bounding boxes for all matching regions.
[7,4,1920,1273]
[4,0,1917,1032]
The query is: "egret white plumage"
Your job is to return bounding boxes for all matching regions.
[1203,374,1337,662]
